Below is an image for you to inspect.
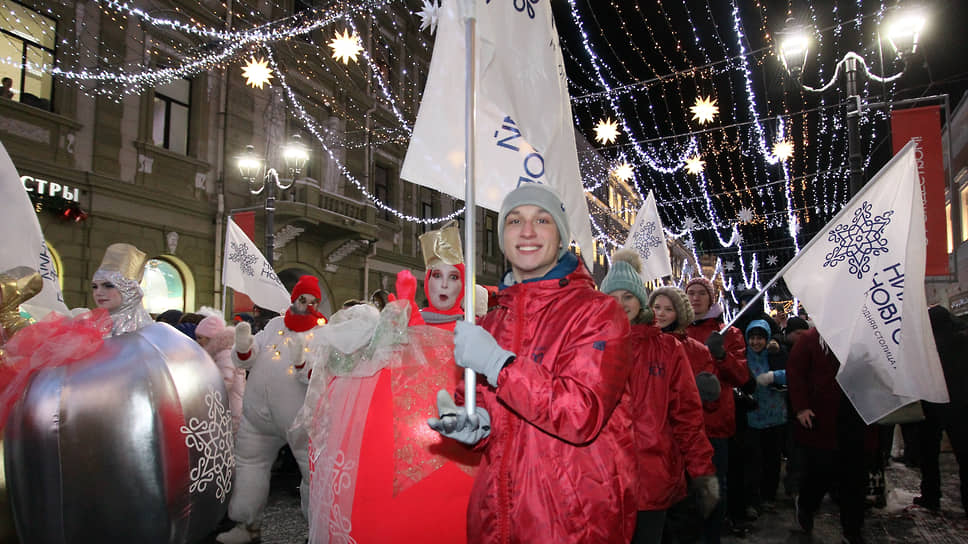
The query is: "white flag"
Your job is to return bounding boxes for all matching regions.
[401,0,594,269]
[223,218,290,314]
[0,142,69,319]
[783,141,948,424]
[623,191,672,282]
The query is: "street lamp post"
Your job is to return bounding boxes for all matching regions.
[237,135,310,268]
[779,9,925,196]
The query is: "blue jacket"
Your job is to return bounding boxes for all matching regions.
[745,319,788,429]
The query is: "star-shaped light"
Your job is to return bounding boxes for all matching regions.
[737,207,755,223]
[418,0,441,34]
[329,30,364,64]
[241,57,273,89]
[773,140,794,161]
[690,96,719,125]
[723,260,736,272]
[766,255,779,266]
[612,162,634,182]
[684,156,705,175]
[594,118,620,145]
[683,216,697,230]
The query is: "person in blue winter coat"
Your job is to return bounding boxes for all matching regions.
[743,319,788,513]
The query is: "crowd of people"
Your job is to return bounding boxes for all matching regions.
[3,183,966,544]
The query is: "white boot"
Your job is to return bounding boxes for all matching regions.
[215,522,261,544]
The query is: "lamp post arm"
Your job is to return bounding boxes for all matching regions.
[265,168,278,269]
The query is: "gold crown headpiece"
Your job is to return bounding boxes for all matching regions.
[419,221,463,269]
[97,243,147,282]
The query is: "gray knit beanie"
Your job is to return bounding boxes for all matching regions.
[498,183,570,258]
[649,286,694,333]
[601,249,649,310]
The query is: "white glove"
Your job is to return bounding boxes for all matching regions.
[234,322,254,354]
[756,371,775,386]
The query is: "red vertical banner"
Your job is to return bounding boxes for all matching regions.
[231,211,256,315]
[891,105,949,276]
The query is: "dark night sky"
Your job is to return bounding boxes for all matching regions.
[550,0,968,287]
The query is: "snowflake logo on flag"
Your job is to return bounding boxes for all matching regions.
[631,222,662,260]
[823,201,893,279]
[228,241,259,277]
[181,388,235,502]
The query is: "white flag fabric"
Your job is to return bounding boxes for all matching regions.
[223,217,290,314]
[0,142,69,319]
[401,0,594,269]
[783,141,948,424]
[623,191,672,282]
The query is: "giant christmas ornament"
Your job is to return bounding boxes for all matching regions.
[1,322,234,543]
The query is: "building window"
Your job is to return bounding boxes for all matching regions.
[373,163,391,221]
[0,0,55,110]
[960,183,968,244]
[141,258,186,314]
[152,78,191,155]
[485,214,495,256]
[947,202,953,254]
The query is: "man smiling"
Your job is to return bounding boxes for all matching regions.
[428,183,636,543]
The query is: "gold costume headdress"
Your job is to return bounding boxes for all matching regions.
[418,221,463,269]
[97,243,147,282]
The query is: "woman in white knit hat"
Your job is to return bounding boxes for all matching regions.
[601,250,718,543]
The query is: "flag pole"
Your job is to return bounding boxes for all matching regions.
[721,139,919,331]
[460,0,477,415]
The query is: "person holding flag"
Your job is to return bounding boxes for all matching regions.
[428,183,636,543]
[217,275,326,544]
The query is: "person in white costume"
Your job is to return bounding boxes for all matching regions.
[216,275,327,544]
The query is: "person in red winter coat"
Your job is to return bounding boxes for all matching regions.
[428,183,636,544]
[786,327,869,544]
[602,250,717,544]
[651,285,730,543]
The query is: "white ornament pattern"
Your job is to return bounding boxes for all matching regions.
[181,388,235,503]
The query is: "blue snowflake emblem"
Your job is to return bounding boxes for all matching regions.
[823,201,893,279]
[228,241,259,277]
[631,221,662,260]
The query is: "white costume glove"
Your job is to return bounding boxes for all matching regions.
[234,322,254,354]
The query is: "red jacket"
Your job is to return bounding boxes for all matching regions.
[685,319,749,438]
[786,328,843,450]
[462,259,636,544]
[627,324,715,511]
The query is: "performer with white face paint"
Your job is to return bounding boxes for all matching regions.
[217,275,328,544]
[91,243,153,337]
[416,221,482,331]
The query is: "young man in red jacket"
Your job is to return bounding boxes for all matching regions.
[428,183,636,544]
